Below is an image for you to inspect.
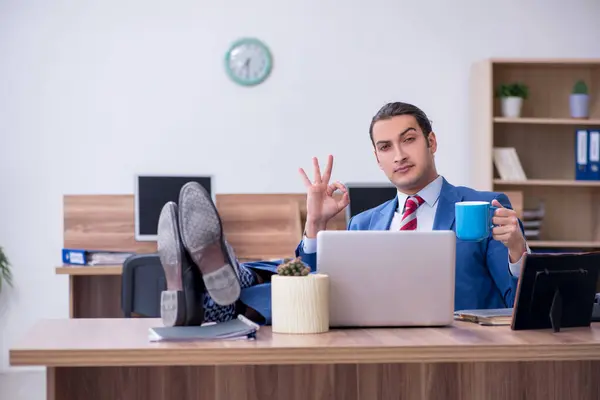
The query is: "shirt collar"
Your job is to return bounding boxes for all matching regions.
[396,175,444,212]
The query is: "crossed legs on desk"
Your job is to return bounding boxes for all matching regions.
[157,181,271,327]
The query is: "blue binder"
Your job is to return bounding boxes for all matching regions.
[589,130,600,180]
[576,129,592,180]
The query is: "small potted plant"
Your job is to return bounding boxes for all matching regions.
[496,82,528,118]
[570,80,589,118]
[0,246,12,293]
[271,257,329,334]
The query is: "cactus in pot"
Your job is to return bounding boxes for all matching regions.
[276,257,311,276]
[271,256,329,334]
[570,80,589,118]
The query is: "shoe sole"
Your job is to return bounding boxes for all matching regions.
[178,182,241,306]
[157,202,186,326]
[157,201,204,327]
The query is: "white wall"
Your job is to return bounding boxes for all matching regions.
[0,0,599,371]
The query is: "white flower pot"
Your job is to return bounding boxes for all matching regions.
[501,96,523,118]
[271,274,329,334]
[570,94,589,118]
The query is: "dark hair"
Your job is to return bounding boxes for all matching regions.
[368,102,433,147]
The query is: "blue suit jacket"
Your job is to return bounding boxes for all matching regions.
[239,178,520,324]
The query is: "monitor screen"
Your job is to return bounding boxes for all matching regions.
[346,183,398,220]
[135,175,212,241]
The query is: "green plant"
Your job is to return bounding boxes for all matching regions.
[0,246,12,292]
[572,80,588,95]
[496,82,529,99]
[276,257,310,276]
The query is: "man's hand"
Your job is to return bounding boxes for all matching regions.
[299,155,350,238]
[491,199,527,262]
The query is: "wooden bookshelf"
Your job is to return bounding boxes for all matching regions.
[494,117,600,125]
[471,58,600,250]
[528,241,600,249]
[493,179,600,187]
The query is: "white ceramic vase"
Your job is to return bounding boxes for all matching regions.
[570,94,589,118]
[271,273,329,334]
[501,96,523,118]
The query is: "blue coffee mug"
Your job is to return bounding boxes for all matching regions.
[455,201,498,241]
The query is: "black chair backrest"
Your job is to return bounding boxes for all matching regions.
[121,253,166,318]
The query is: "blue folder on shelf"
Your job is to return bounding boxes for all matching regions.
[575,129,600,180]
[589,129,600,180]
[576,129,591,180]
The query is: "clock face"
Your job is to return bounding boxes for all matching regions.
[225,38,272,86]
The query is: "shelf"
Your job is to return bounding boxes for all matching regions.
[494,117,600,125]
[490,58,600,66]
[494,179,600,187]
[528,241,600,249]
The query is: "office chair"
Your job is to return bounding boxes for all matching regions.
[121,253,166,318]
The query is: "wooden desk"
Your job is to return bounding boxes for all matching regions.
[56,266,124,318]
[10,318,600,400]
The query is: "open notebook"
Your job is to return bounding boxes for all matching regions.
[454,308,513,326]
[149,315,260,342]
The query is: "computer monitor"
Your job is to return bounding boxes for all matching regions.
[134,175,213,241]
[345,183,398,221]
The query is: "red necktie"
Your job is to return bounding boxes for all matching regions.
[399,195,425,230]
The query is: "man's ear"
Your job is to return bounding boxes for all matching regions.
[428,131,437,153]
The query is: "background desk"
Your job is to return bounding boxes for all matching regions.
[58,192,346,319]
[10,318,600,400]
[56,266,123,318]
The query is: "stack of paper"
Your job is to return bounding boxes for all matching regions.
[148,315,260,342]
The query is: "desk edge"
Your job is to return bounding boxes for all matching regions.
[10,343,600,367]
[55,266,123,276]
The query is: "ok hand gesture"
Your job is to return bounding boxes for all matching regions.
[299,155,350,237]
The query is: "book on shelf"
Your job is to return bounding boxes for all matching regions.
[148,315,260,342]
[493,147,527,181]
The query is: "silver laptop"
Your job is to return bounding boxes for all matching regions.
[316,230,456,327]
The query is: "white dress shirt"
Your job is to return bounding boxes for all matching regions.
[302,175,528,277]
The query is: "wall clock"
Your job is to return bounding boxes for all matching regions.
[224,37,273,86]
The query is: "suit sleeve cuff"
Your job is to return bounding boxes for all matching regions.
[302,236,317,254]
[508,243,531,277]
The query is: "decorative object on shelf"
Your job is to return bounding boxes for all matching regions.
[0,246,12,292]
[224,37,273,86]
[496,82,528,118]
[271,257,330,334]
[521,202,545,241]
[570,80,589,118]
[493,147,527,181]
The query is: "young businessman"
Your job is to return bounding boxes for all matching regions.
[156,102,528,327]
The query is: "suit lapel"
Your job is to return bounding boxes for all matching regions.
[372,197,398,230]
[433,178,462,231]
[369,177,461,231]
